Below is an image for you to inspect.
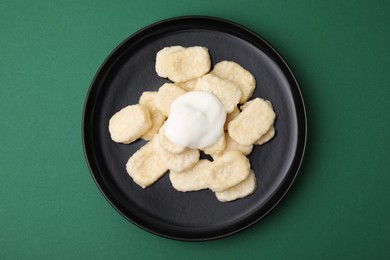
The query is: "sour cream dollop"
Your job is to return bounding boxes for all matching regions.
[165,91,226,149]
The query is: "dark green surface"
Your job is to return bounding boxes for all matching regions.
[1,0,389,259]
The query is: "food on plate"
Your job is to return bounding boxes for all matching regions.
[212,133,253,159]
[126,141,168,188]
[155,46,211,82]
[215,170,256,202]
[152,135,200,172]
[177,78,198,92]
[169,159,212,192]
[224,106,240,130]
[194,74,241,113]
[139,91,167,141]
[255,126,275,145]
[201,133,226,155]
[164,91,226,149]
[155,83,186,117]
[228,98,276,146]
[108,104,152,144]
[207,151,251,192]
[109,45,277,202]
[157,124,186,154]
[211,60,256,104]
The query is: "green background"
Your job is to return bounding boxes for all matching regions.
[1,0,389,259]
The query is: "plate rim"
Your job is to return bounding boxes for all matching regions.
[82,15,307,241]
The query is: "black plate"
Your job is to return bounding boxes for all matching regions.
[82,16,306,241]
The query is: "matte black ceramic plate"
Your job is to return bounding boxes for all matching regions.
[82,16,306,241]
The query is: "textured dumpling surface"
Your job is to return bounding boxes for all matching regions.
[139,91,167,141]
[169,160,212,192]
[207,151,251,192]
[152,136,200,172]
[201,133,226,155]
[158,124,186,154]
[126,141,168,188]
[255,126,275,145]
[224,106,240,130]
[177,78,198,92]
[228,98,276,145]
[215,170,256,202]
[155,83,186,117]
[212,133,253,160]
[155,46,211,82]
[195,74,241,113]
[211,61,256,104]
[108,104,152,144]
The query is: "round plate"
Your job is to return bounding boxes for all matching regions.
[82,16,306,241]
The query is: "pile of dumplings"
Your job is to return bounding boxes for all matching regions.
[108,46,276,202]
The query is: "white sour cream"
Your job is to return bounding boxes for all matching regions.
[165,91,226,149]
